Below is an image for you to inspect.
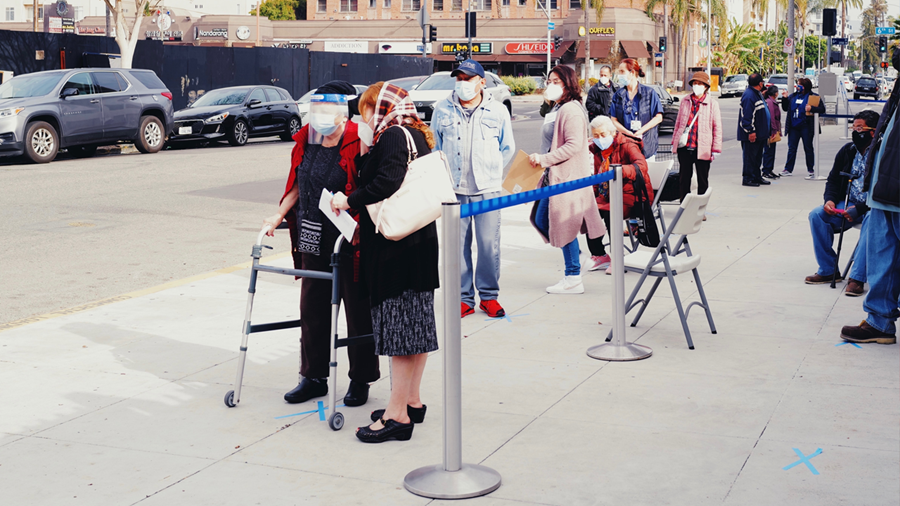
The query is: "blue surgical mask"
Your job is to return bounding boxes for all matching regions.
[616,74,630,87]
[310,114,339,136]
[455,80,479,101]
[593,135,613,151]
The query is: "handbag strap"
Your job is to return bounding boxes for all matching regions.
[685,107,700,133]
[398,125,419,166]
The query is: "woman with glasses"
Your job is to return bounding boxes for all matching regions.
[527,65,606,295]
[609,59,664,161]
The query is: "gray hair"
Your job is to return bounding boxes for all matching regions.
[599,64,612,72]
[590,115,616,134]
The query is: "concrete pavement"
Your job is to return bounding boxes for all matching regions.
[0,120,898,505]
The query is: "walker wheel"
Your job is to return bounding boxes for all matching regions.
[329,412,344,431]
[224,390,236,408]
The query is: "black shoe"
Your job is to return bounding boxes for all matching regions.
[840,320,897,344]
[762,171,780,179]
[757,179,771,185]
[371,404,427,423]
[742,180,760,187]
[356,418,414,443]
[343,380,370,407]
[283,378,327,404]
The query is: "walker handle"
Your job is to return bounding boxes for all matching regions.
[257,225,272,246]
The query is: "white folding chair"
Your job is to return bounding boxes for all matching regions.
[646,159,675,232]
[606,189,716,349]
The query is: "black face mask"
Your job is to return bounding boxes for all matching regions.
[852,130,872,152]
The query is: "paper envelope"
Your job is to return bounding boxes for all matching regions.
[806,94,820,116]
[502,150,544,195]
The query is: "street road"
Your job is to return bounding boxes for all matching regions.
[0,94,741,327]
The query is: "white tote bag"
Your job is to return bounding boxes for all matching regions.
[366,127,458,241]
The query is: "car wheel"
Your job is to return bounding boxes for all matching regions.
[281,116,301,142]
[135,115,165,154]
[228,119,249,146]
[24,121,59,164]
[68,145,98,158]
[504,100,513,117]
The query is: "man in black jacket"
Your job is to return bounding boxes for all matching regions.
[585,65,616,121]
[804,110,879,293]
[840,47,900,345]
[738,73,771,187]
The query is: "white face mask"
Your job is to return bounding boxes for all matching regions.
[599,76,610,86]
[692,84,707,97]
[357,121,373,147]
[544,83,563,101]
[455,79,479,101]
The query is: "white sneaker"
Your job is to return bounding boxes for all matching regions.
[780,170,792,176]
[546,275,584,294]
[804,172,815,180]
[587,254,611,271]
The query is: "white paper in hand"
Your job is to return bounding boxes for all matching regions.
[319,188,358,243]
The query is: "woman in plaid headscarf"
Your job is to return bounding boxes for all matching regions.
[331,82,439,443]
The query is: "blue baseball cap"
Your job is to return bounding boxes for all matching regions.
[451,59,485,79]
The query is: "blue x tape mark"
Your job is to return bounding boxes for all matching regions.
[783,448,822,475]
[835,341,863,348]
[275,401,346,420]
[484,313,529,323]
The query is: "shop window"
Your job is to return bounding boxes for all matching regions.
[369,0,376,7]
[385,0,392,8]
[5,7,14,21]
[537,0,557,9]
[318,0,327,11]
[518,0,526,6]
[341,0,358,10]
[471,0,491,9]
[402,0,420,10]
[450,0,462,10]
[26,6,44,21]
[434,0,443,8]
[569,0,580,7]
[502,0,509,5]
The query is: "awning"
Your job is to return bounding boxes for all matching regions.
[647,41,659,54]
[552,41,575,58]
[577,40,613,59]
[620,40,651,59]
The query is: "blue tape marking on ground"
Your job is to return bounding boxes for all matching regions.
[783,448,822,475]
[746,195,758,198]
[484,313,529,323]
[835,341,863,348]
[274,403,346,420]
[460,171,616,218]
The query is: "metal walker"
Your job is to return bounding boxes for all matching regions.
[223,225,373,431]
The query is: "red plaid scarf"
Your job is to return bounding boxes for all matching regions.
[372,83,421,144]
[686,93,703,150]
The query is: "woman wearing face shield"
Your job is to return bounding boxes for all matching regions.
[608,59,664,161]
[671,71,723,203]
[586,115,652,274]
[261,81,380,409]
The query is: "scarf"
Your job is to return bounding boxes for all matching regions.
[371,83,422,144]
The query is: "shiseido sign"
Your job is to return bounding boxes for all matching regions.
[505,42,551,54]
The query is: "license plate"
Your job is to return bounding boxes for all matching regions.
[179,126,192,135]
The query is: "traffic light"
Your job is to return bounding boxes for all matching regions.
[879,36,887,53]
[659,36,667,53]
[553,36,562,51]
[655,60,662,68]
[882,61,890,69]
[429,25,437,43]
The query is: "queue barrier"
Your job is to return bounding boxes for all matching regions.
[404,166,650,500]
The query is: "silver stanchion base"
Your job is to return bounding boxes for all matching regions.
[404,463,501,499]
[586,342,653,361]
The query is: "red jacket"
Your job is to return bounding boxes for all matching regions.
[589,132,653,217]
[281,122,362,271]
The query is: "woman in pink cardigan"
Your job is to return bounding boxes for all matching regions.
[671,71,723,202]
[527,66,606,295]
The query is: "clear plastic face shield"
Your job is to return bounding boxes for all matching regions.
[308,94,349,144]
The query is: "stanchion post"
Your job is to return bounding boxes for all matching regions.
[813,112,827,180]
[586,165,652,361]
[404,202,502,499]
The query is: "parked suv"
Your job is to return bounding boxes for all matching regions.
[719,74,748,98]
[408,71,512,123]
[169,85,301,146]
[0,68,174,163]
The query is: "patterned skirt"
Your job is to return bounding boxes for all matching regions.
[370,289,439,356]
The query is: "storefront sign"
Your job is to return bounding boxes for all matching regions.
[195,27,228,38]
[378,42,432,54]
[588,27,615,37]
[46,16,75,34]
[273,40,312,49]
[441,42,492,54]
[78,26,105,35]
[505,42,551,54]
[324,40,368,53]
[146,30,184,41]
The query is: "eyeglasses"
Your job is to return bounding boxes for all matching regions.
[851,126,874,133]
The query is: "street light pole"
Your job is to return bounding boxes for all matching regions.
[256,1,260,46]
[706,0,711,78]
[788,0,796,95]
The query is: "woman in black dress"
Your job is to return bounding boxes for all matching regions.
[331,82,439,443]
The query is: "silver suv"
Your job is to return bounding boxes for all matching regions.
[720,74,748,98]
[0,68,175,163]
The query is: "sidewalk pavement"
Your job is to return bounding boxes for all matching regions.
[1,123,897,505]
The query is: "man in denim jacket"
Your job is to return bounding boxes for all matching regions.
[432,59,515,319]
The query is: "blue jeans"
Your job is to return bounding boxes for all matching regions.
[863,209,900,334]
[809,202,857,276]
[535,198,581,276]
[784,125,815,173]
[848,214,869,283]
[457,193,501,306]
[762,140,777,172]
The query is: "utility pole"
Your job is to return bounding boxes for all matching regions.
[788,0,796,94]
[706,0,711,78]
[584,0,590,92]
[256,1,260,46]
[663,5,667,88]
[105,3,110,38]
[467,0,472,60]
[538,0,551,77]
[32,2,38,32]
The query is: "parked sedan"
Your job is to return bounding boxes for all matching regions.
[853,77,882,100]
[877,77,890,96]
[766,74,789,95]
[719,74,748,98]
[840,75,854,92]
[169,85,301,146]
[646,84,679,134]
[408,71,513,123]
[0,68,174,163]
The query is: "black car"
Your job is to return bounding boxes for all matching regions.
[854,77,882,100]
[168,85,301,146]
[647,84,680,134]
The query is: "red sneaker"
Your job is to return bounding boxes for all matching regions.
[479,299,506,318]
[461,303,475,318]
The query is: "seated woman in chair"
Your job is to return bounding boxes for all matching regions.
[586,115,653,274]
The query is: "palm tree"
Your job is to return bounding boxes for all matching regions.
[712,18,763,74]
[645,0,702,87]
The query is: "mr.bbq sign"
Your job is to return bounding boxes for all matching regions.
[505,42,552,54]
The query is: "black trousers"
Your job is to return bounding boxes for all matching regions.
[741,140,766,184]
[586,210,612,256]
[677,147,711,201]
[299,252,380,383]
